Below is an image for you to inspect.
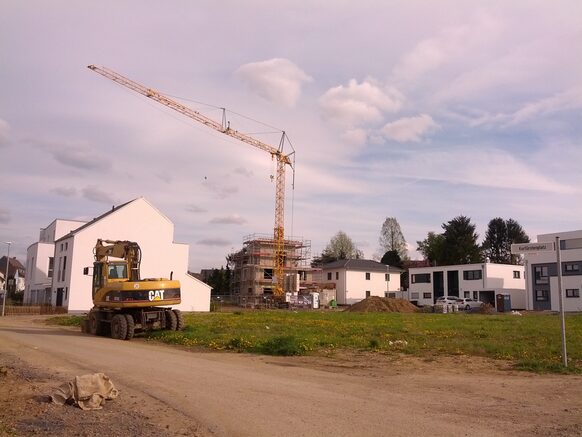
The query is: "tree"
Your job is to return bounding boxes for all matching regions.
[380,250,403,268]
[483,218,530,264]
[378,217,408,260]
[416,232,445,265]
[441,215,482,265]
[312,231,363,266]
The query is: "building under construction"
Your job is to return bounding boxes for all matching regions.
[230,234,318,296]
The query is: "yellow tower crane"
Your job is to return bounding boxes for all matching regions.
[88,65,294,298]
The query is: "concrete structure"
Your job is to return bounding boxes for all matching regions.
[231,234,317,296]
[523,230,582,312]
[408,262,525,309]
[318,259,403,305]
[24,198,211,312]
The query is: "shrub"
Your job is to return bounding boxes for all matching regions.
[258,335,306,356]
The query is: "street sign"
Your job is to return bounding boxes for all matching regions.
[511,242,555,254]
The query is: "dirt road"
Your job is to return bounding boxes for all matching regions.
[1,316,581,436]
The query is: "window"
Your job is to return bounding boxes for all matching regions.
[327,272,332,281]
[365,290,371,298]
[61,256,67,282]
[566,289,580,298]
[411,292,419,299]
[473,291,478,300]
[564,264,580,273]
[385,273,390,281]
[423,292,432,299]
[335,272,339,280]
[388,292,396,298]
[536,289,549,301]
[60,243,63,252]
[411,273,430,284]
[48,257,54,278]
[513,271,520,279]
[464,291,470,298]
[264,268,273,280]
[65,242,68,251]
[535,266,549,284]
[365,272,371,280]
[463,270,482,280]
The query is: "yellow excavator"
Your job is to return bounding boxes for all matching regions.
[82,239,183,340]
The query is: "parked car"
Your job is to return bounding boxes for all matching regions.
[435,296,461,306]
[457,298,483,311]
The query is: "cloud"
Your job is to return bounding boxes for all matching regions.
[320,79,404,128]
[197,238,232,247]
[0,208,10,224]
[82,186,115,204]
[40,141,109,170]
[52,187,77,197]
[381,114,439,142]
[0,119,10,147]
[340,128,368,146]
[233,167,253,178]
[209,214,247,225]
[236,58,312,107]
[202,180,239,199]
[186,204,207,213]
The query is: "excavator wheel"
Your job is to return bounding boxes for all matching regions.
[88,310,102,336]
[111,314,128,340]
[172,309,184,331]
[124,314,135,340]
[166,309,178,331]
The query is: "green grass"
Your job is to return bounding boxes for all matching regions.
[49,311,582,373]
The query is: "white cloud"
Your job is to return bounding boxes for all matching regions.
[381,114,439,142]
[209,214,247,225]
[52,187,77,197]
[341,128,368,146]
[0,119,10,147]
[82,186,116,204]
[233,167,253,178]
[39,141,109,171]
[320,79,404,128]
[186,204,207,213]
[509,87,582,125]
[197,238,232,247]
[202,180,239,199]
[236,58,312,107]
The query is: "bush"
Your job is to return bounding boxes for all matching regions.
[258,335,306,356]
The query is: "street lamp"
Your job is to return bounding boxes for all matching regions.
[2,241,11,317]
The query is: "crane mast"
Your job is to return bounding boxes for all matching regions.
[88,65,293,297]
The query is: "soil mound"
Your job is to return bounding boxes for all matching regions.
[344,297,418,313]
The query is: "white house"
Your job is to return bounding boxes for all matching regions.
[318,259,403,305]
[408,262,525,309]
[24,197,211,312]
[523,230,582,312]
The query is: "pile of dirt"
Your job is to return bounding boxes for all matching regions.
[344,297,418,313]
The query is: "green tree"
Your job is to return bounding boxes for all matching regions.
[312,231,363,266]
[380,250,403,268]
[378,217,408,260]
[416,232,445,265]
[441,215,482,265]
[482,218,530,264]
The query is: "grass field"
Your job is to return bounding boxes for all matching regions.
[144,310,582,373]
[50,311,582,373]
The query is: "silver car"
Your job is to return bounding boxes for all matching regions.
[457,298,483,311]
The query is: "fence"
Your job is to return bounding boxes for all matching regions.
[2,305,68,316]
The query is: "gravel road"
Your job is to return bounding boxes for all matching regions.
[1,315,581,436]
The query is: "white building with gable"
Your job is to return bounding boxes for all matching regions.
[24,197,211,312]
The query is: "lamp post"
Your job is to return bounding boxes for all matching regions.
[2,241,12,317]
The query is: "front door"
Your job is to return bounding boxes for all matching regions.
[56,288,64,307]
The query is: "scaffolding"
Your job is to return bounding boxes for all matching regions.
[230,234,316,296]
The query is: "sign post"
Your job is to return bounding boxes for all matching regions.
[511,240,567,367]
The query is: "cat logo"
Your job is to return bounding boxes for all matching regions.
[133,283,140,289]
[148,290,165,301]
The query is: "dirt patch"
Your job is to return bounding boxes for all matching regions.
[344,296,418,313]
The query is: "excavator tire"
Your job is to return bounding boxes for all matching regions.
[111,314,128,340]
[124,314,135,340]
[173,309,184,331]
[166,309,178,331]
[88,310,102,336]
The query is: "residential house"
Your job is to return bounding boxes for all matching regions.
[318,259,403,305]
[523,230,582,311]
[408,262,525,309]
[24,197,211,312]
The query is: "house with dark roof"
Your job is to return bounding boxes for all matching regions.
[318,259,403,305]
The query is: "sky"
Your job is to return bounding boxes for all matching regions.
[1,1,581,271]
